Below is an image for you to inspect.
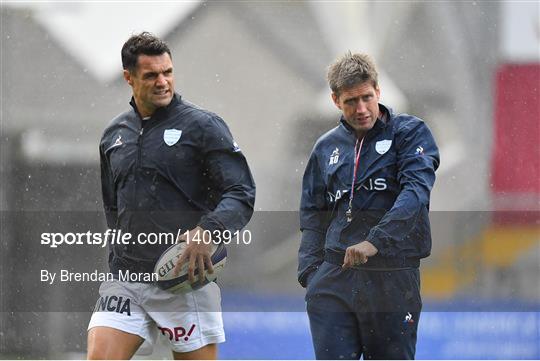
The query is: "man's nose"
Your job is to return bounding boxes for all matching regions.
[356,100,367,113]
[156,74,167,86]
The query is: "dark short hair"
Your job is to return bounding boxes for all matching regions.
[327,51,378,96]
[121,32,172,72]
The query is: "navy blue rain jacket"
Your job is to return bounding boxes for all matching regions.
[298,104,439,287]
[100,94,256,274]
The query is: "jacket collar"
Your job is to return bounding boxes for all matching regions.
[339,103,393,139]
[129,93,181,119]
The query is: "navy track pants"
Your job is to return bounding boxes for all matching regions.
[305,261,422,360]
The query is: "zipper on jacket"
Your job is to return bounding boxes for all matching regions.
[137,127,144,168]
[133,127,144,210]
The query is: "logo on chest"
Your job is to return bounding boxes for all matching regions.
[358,178,387,191]
[163,129,182,146]
[375,139,392,155]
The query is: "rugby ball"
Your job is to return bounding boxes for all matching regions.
[154,242,227,293]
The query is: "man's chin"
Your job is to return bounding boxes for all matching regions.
[355,124,374,133]
[153,97,173,108]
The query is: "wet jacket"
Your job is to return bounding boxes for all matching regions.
[100,94,256,274]
[298,104,439,287]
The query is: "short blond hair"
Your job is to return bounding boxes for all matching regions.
[327,51,378,96]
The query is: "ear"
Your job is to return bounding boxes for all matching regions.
[123,69,133,86]
[375,85,381,100]
[331,93,342,110]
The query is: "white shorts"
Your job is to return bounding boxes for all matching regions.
[87,279,225,353]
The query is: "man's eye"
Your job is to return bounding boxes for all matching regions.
[144,74,157,80]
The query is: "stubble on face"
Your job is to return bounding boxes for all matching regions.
[125,53,175,117]
[332,82,380,138]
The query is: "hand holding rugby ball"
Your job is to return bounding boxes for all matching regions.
[154,240,227,293]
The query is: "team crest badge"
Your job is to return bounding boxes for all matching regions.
[163,129,182,146]
[375,140,392,155]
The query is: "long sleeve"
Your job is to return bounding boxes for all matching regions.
[366,120,439,256]
[298,149,330,287]
[100,144,118,229]
[197,116,256,233]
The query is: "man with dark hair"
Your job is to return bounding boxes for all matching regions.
[121,31,172,72]
[87,32,255,359]
[298,52,439,359]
